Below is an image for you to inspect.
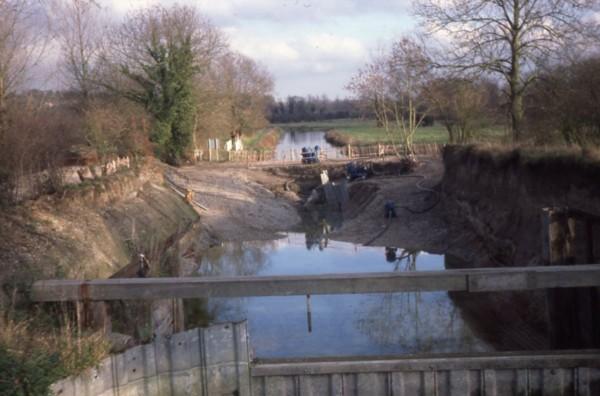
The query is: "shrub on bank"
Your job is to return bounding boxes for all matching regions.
[244,128,282,150]
[443,144,600,182]
[324,130,354,147]
[0,304,110,396]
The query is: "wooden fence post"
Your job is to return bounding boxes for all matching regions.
[543,207,600,349]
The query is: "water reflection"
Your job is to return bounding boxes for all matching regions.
[189,234,494,358]
[275,130,342,160]
[384,247,418,271]
[196,240,276,277]
[300,209,343,251]
[356,291,489,354]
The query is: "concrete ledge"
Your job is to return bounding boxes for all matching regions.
[251,350,600,376]
[31,264,600,302]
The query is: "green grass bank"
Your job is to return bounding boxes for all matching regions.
[274,119,507,146]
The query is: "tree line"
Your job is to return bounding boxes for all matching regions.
[0,1,273,203]
[267,96,363,123]
[348,0,600,153]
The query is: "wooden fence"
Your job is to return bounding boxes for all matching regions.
[201,143,443,165]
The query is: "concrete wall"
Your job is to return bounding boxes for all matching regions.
[252,367,600,395]
[53,322,600,396]
[51,322,250,396]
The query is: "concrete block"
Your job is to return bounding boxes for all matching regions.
[169,330,195,371]
[264,376,296,396]
[543,368,572,395]
[356,373,387,395]
[168,370,195,396]
[341,374,358,395]
[51,378,75,396]
[85,358,116,395]
[329,374,344,396]
[392,371,422,396]
[251,376,266,396]
[122,345,145,383]
[139,344,158,379]
[206,364,246,395]
[435,370,450,396]
[422,371,436,396]
[205,323,236,365]
[528,369,543,394]
[152,336,172,374]
[512,369,528,395]
[298,375,330,396]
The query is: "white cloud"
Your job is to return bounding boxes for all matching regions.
[89,1,415,97]
[305,34,366,61]
[231,36,301,63]
[104,0,411,23]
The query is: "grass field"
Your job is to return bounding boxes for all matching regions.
[274,119,508,145]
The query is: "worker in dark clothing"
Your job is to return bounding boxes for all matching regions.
[384,200,397,219]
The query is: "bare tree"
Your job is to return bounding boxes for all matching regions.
[0,0,48,130]
[348,37,431,156]
[527,55,600,145]
[414,0,599,141]
[219,52,274,137]
[51,0,102,107]
[426,76,497,143]
[193,52,273,144]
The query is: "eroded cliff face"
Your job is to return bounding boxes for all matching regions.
[0,159,204,289]
[442,145,600,268]
[442,145,600,350]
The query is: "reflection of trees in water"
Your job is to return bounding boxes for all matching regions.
[384,247,418,271]
[302,210,343,251]
[192,240,277,324]
[197,240,276,277]
[357,248,487,353]
[305,219,333,251]
[356,291,486,353]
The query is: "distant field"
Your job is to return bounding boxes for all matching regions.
[274,119,507,145]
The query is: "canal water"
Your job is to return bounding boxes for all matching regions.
[192,233,493,359]
[274,130,345,160]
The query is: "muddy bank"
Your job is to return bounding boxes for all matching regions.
[328,158,449,252]
[442,145,600,350]
[0,159,206,290]
[442,145,600,266]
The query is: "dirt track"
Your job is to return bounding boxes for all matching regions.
[177,158,448,253]
[176,164,301,241]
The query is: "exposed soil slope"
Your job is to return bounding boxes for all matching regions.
[0,160,199,288]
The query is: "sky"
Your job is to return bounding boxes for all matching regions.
[104,0,417,99]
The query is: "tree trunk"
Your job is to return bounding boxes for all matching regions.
[510,87,524,142]
[510,0,524,142]
[0,78,6,140]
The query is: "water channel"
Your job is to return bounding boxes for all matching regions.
[274,130,345,160]
[189,233,494,359]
